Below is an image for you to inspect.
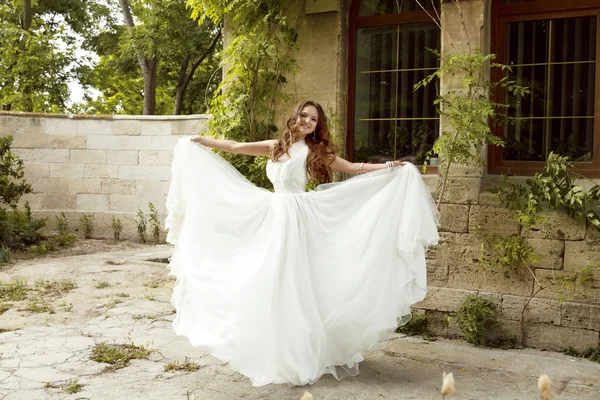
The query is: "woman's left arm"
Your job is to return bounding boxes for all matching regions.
[330,156,405,175]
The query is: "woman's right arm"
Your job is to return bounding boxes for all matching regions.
[191,136,277,157]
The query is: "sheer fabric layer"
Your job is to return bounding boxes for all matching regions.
[165,138,439,387]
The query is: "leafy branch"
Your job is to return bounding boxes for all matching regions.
[415,49,528,208]
[480,153,600,344]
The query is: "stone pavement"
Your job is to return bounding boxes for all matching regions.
[1,246,599,400]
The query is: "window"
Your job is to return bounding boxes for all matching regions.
[348,0,440,165]
[490,0,600,176]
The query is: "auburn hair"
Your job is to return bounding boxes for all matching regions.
[271,101,337,184]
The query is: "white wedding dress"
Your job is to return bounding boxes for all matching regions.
[165,137,439,387]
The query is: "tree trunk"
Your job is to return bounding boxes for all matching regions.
[143,58,158,115]
[173,29,222,115]
[22,0,32,30]
[119,0,157,115]
[173,53,191,115]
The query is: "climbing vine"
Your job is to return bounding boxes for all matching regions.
[188,0,305,187]
[479,153,600,344]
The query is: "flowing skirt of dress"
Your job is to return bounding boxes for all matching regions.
[165,138,439,387]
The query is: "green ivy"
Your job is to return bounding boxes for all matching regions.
[188,0,304,188]
[456,295,497,346]
[415,50,529,207]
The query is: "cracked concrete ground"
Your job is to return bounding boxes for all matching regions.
[1,246,599,400]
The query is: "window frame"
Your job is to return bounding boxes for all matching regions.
[347,0,440,172]
[489,0,600,177]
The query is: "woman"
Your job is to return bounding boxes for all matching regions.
[165,100,439,387]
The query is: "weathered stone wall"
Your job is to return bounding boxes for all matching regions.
[417,183,600,351]
[1,112,208,239]
[412,0,600,350]
[271,0,350,153]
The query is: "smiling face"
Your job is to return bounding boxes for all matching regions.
[295,105,319,138]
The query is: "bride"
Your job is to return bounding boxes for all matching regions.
[165,100,439,387]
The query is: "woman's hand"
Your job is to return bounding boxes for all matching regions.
[191,136,205,145]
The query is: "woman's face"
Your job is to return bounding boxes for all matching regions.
[296,105,318,136]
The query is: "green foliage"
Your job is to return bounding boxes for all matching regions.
[135,209,147,243]
[90,342,151,372]
[148,202,161,243]
[305,180,318,192]
[0,277,28,301]
[188,0,303,187]
[28,241,56,256]
[23,296,54,313]
[416,50,529,206]
[63,380,83,394]
[478,234,538,275]
[395,311,428,336]
[79,213,95,239]
[481,154,600,284]
[563,346,600,363]
[52,218,77,246]
[0,1,111,112]
[111,216,123,240]
[0,207,47,251]
[492,153,600,231]
[164,358,201,372]
[35,279,77,296]
[0,138,46,251]
[0,245,11,264]
[0,136,32,208]
[56,233,76,246]
[95,280,111,289]
[77,0,221,115]
[553,264,600,302]
[55,212,69,236]
[456,295,497,345]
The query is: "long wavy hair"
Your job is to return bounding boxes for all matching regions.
[272,100,337,184]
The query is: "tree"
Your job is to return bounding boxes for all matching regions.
[0,0,111,112]
[102,0,222,115]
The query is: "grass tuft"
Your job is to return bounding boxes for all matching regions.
[34,279,77,296]
[143,279,162,289]
[94,280,111,289]
[132,313,157,321]
[0,277,28,301]
[90,342,151,372]
[63,379,83,393]
[563,346,600,363]
[164,358,201,373]
[105,298,122,310]
[22,297,54,313]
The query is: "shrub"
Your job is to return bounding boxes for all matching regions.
[90,342,151,372]
[0,136,32,208]
[0,205,46,251]
[79,213,95,239]
[396,311,428,336]
[135,209,147,243]
[148,202,161,243]
[55,212,69,236]
[456,295,498,345]
[111,216,123,240]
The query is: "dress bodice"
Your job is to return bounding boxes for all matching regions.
[266,140,309,194]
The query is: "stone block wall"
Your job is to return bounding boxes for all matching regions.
[1,113,208,239]
[414,181,600,351]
